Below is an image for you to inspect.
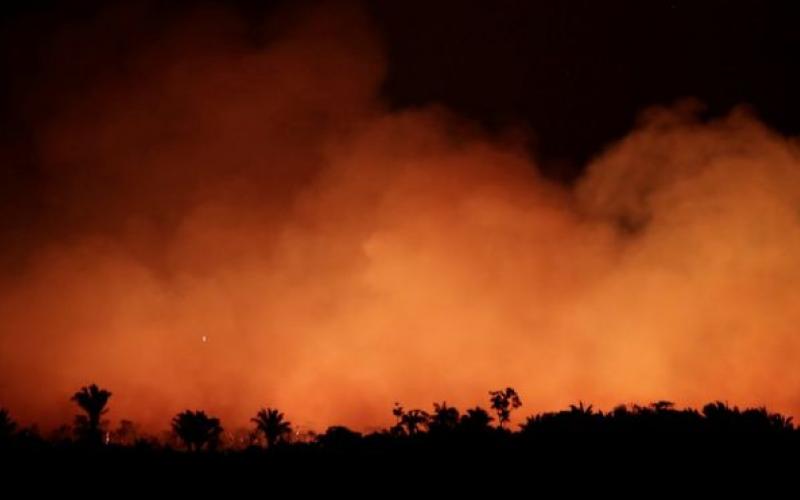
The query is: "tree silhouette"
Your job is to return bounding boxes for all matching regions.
[702,401,738,431]
[489,387,522,428]
[251,408,292,448]
[71,384,111,445]
[401,409,430,435]
[429,401,460,434]
[650,400,675,412]
[390,403,430,435]
[316,426,362,448]
[49,424,73,444]
[459,406,494,433]
[765,410,794,432]
[171,410,223,452]
[392,402,404,427]
[568,401,594,415]
[390,402,405,436]
[110,419,139,446]
[0,408,16,441]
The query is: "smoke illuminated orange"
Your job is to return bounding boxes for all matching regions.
[2,3,800,434]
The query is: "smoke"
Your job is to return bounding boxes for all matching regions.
[1,2,800,432]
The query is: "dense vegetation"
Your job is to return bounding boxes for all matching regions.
[2,383,799,484]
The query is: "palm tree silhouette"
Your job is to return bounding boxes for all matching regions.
[171,410,223,452]
[400,409,430,435]
[429,401,460,433]
[251,408,292,448]
[568,401,594,415]
[71,384,111,444]
[390,403,430,435]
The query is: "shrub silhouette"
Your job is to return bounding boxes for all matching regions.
[171,410,223,452]
[70,384,111,445]
[251,408,292,448]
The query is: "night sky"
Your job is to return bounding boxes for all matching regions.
[3,1,799,176]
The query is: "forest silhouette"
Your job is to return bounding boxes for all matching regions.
[3,384,800,489]
[2,384,798,464]
[3,387,796,494]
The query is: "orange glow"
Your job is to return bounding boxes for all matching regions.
[2,4,800,434]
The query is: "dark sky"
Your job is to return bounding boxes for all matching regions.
[1,0,799,181]
[373,0,800,180]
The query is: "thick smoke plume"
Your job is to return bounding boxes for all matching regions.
[2,3,800,432]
